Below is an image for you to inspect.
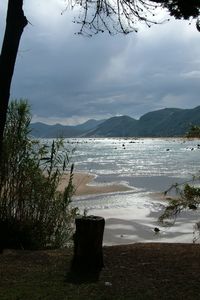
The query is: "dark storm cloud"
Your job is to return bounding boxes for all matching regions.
[1,1,200,124]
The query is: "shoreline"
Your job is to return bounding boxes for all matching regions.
[58,172,180,198]
[58,172,198,246]
[57,172,132,196]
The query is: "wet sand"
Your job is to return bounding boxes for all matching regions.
[58,172,198,246]
[57,172,132,196]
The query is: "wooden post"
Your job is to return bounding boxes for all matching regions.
[70,215,105,281]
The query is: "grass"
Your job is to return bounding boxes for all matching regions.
[1,243,200,299]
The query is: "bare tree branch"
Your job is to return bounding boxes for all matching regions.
[63,0,200,36]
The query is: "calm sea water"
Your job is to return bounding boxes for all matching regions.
[61,138,200,211]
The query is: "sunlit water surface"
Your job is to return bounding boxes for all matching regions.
[61,137,200,209]
[47,138,200,244]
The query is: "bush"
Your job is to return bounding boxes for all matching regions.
[0,100,77,250]
[159,126,200,241]
[159,178,200,242]
[186,125,200,138]
[159,182,200,222]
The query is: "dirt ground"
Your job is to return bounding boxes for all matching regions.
[0,243,200,299]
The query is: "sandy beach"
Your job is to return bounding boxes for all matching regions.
[57,172,132,196]
[58,172,199,246]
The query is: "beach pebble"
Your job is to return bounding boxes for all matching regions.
[154,227,160,233]
[105,282,112,287]
[188,204,197,210]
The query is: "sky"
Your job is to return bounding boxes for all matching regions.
[0,0,200,125]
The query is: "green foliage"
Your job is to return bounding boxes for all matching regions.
[159,182,200,222]
[161,122,200,227]
[0,100,77,250]
[159,0,200,20]
[186,125,200,138]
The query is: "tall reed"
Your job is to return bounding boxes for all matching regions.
[0,100,77,249]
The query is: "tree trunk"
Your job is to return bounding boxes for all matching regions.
[0,0,28,161]
[70,215,105,282]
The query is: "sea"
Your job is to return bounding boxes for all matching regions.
[55,137,200,244]
[63,137,200,205]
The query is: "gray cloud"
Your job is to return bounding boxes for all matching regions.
[1,2,200,124]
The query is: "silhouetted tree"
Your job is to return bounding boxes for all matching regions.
[151,0,200,20]
[0,0,199,158]
[0,1,28,160]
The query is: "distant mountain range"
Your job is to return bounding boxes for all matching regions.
[30,106,200,138]
[30,119,105,138]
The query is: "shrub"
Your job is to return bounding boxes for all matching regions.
[159,126,200,236]
[186,125,200,138]
[159,177,200,242]
[0,100,77,250]
[159,181,200,221]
